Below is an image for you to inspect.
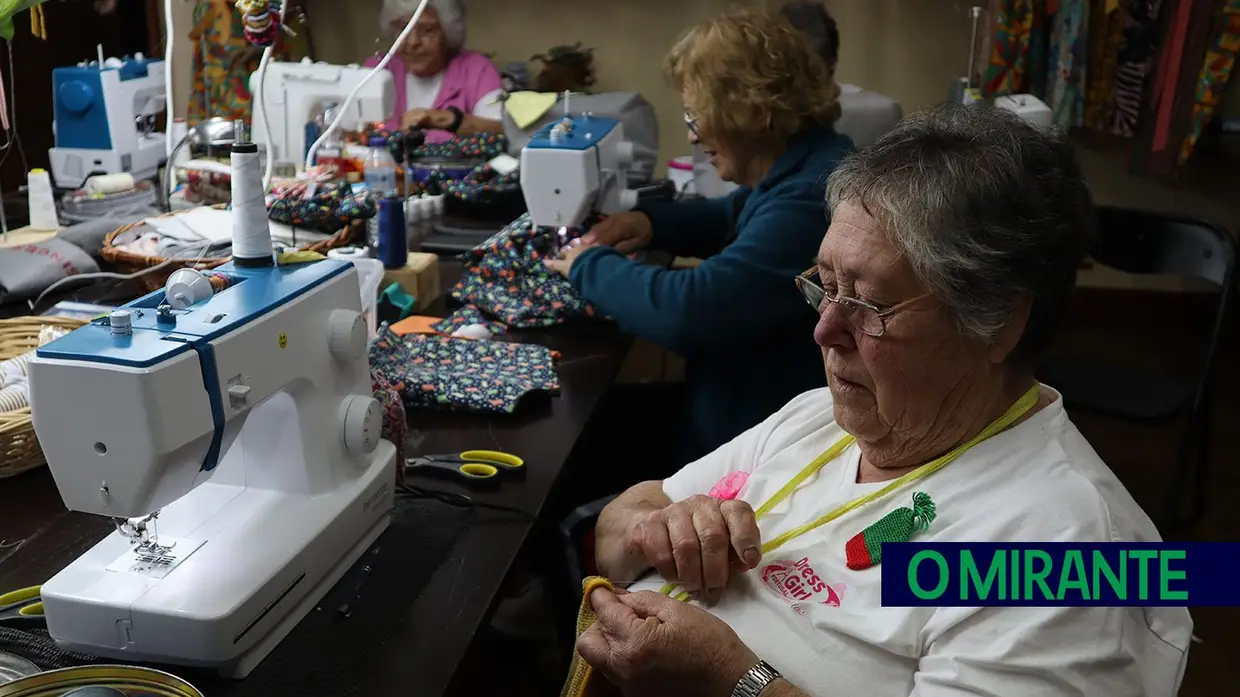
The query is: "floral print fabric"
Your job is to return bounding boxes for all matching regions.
[433,214,604,333]
[369,324,560,414]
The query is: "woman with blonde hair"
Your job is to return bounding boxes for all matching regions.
[548,9,853,468]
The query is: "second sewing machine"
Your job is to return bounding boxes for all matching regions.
[49,52,168,189]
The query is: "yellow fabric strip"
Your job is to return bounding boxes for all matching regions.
[660,384,1039,599]
[561,576,615,697]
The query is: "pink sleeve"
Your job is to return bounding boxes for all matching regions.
[363,55,381,69]
[473,59,503,98]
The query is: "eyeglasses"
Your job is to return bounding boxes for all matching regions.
[794,267,929,338]
[684,112,699,137]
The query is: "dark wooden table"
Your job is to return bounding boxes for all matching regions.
[0,260,634,696]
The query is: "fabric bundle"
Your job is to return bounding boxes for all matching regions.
[368,324,560,414]
[434,214,604,334]
[265,181,376,233]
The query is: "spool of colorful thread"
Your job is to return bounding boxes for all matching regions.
[205,273,235,292]
[236,0,283,47]
[377,195,407,269]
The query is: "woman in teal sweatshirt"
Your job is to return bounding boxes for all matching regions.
[546,8,854,466]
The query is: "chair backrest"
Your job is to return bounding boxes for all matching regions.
[1092,206,1237,415]
[1093,206,1236,288]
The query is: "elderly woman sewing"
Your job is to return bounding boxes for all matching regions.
[546,9,853,466]
[579,104,1192,697]
[366,0,503,142]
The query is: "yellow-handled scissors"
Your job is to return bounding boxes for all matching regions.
[405,450,525,486]
[0,585,45,629]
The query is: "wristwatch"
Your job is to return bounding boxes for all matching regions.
[444,106,465,133]
[732,659,782,697]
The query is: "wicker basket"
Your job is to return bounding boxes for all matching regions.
[0,316,89,479]
[101,207,366,293]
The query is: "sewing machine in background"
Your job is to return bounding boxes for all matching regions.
[49,55,167,189]
[520,114,641,229]
[27,260,397,677]
[250,59,396,171]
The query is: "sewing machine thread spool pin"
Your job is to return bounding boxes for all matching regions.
[108,311,132,336]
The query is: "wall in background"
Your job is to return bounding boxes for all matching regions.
[298,0,981,166]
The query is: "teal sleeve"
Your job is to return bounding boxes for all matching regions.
[570,194,824,356]
[636,189,750,259]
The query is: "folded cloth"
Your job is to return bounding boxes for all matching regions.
[369,323,559,414]
[442,214,603,330]
[0,238,99,302]
[372,374,408,487]
[432,304,507,336]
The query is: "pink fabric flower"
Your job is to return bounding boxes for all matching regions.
[709,471,750,501]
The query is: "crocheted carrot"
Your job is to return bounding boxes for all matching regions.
[845,492,937,570]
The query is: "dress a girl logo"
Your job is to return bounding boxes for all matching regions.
[760,558,846,614]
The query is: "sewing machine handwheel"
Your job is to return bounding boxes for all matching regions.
[340,395,383,455]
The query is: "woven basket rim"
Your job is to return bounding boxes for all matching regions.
[101,207,363,271]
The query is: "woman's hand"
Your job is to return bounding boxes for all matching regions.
[578,588,759,697]
[582,212,653,253]
[545,242,591,278]
[625,495,761,602]
[401,108,454,131]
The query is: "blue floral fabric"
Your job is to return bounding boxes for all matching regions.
[432,214,603,333]
[368,323,560,414]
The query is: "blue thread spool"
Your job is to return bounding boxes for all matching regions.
[304,120,322,165]
[377,195,407,269]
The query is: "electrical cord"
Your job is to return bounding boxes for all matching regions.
[397,482,535,521]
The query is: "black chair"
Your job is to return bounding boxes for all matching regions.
[1038,205,1235,531]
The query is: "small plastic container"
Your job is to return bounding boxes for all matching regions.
[667,156,694,195]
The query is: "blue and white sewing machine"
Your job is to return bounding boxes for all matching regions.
[27,259,396,677]
[49,56,168,189]
[520,114,640,229]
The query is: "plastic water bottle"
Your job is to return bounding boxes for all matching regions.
[364,137,398,250]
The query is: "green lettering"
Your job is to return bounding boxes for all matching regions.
[1092,550,1126,600]
[1023,550,1054,600]
[1009,546,1019,600]
[1130,550,1158,600]
[909,550,949,600]
[1159,550,1188,601]
[1056,550,1090,600]
[962,550,1004,600]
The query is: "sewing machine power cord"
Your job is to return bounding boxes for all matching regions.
[397,483,535,522]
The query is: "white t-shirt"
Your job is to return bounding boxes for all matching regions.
[405,72,502,120]
[629,385,1192,697]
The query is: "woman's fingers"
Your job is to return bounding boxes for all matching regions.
[720,500,762,568]
[691,502,730,597]
[636,516,678,582]
[665,506,703,592]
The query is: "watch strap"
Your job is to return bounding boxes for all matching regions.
[445,106,464,133]
[732,659,781,697]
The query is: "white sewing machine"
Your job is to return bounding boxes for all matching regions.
[995,93,1054,128]
[250,59,396,170]
[27,260,397,678]
[49,56,167,189]
[520,114,640,228]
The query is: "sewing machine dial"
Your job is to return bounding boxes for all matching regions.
[340,395,383,456]
[328,309,367,363]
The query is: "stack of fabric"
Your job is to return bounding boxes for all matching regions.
[434,214,605,335]
[369,324,560,414]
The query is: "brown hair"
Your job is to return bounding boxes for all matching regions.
[664,8,841,149]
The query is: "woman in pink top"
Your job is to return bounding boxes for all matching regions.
[367,0,504,144]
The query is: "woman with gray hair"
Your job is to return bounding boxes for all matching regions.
[576,104,1192,697]
[364,0,503,142]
